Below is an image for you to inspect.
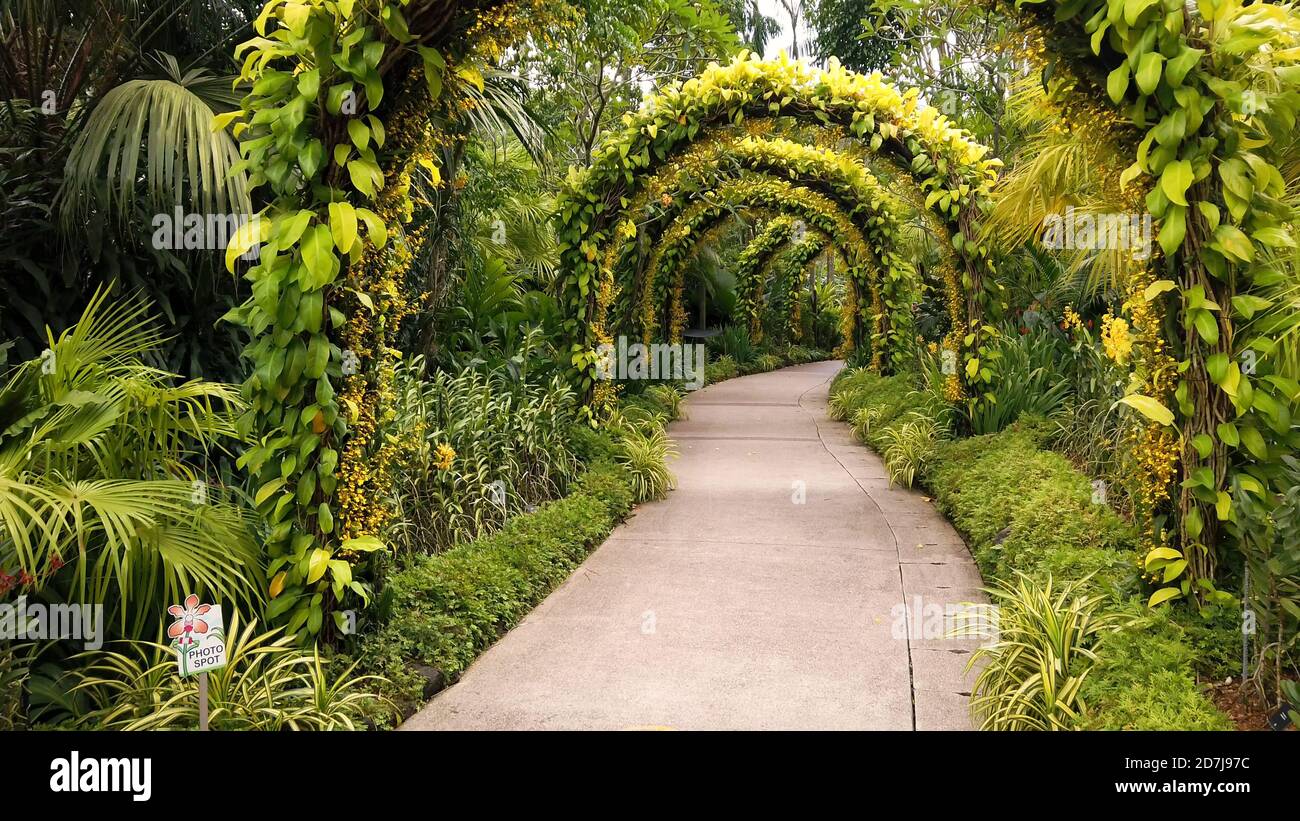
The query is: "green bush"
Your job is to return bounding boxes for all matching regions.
[358,460,636,721]
[830,372,1230,730]
[923,424,1227,729]
[705,354,740,383]
[1075,603,1233,730]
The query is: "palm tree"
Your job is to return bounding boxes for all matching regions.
[0,0,257,378]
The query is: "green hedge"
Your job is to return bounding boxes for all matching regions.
[359,456,635,720]
[830,369,1232,730]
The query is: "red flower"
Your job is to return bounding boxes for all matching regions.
[16,570,35,587]
[0,572,14,596]
[49,553,64,571]
[1019,327,1029,335]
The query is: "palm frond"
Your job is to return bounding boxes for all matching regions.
[57,57,250,229]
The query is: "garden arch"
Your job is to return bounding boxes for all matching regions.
[557,53,1001,404]
[588,134,941,373]
[615,176,890,368]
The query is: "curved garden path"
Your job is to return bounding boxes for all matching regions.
[403,361,986,730]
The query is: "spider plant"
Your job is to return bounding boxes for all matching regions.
[968,573,1122,731]
[65,615,395,730]
[879,412,947,488]
[612,423,678,502]
[0,289,261,638]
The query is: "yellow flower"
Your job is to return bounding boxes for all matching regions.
[1062,305,1083,331]
[1101,314,1133,365]
[433,443,456,471]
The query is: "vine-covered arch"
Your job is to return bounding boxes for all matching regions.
[599,134,912,332]
[557,53,1001,405]
[626,176,887,363]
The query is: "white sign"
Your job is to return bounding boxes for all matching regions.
[168,595,227,677]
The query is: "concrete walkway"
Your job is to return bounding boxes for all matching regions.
[402,361,986,730]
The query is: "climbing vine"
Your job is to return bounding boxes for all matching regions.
[556,53,1000,407]
[1006,0,1300,604]
[220,0,548,640]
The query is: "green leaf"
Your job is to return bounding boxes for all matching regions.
[1158,205,1186,255]
[1165,47,1204,86]
[1136,52,1164,95]
[1144,279,1177,301]
[1148,587,1183,607]
[419,47,445,99]
[1216,422,1239,447]
[255,478,285,507]
[1107,63,1130,104]
[299,139,323,179]
[355,207,387,248]
[307,548,330,584]
[1193,309,1219,345]
[347,159,378,197]
[327,201,358,253]
[1213,224,1255,262]
[340,535,386,553]
[225,217,264,273]
[1215,491,1232,521]
[1240,426,1268,459]
[347,119,369,151]
[300,224,337,289]
[1231,294,1271,319]
[1119,393,1175,426]
[1162,559,1188,583]
[1160,159,1193,206]
[297,68,320,100]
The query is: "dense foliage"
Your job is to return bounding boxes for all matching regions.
[3,0,1298,731]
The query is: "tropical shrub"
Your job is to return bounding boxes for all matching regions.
[0,292,261,639]
[969,574,1121,731]
[63,616,395,730]
[705,354,740,383]
[388,358,582,556]
[712,324,757,365]
[964,326,1070,435]
[642,384,685,421]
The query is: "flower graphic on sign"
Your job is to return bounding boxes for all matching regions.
[168,594,212,675]
[167,596,227,679]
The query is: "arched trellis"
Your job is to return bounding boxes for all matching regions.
[734,215,803,340]
[731,217,855,348]
[765,231,845,342]
[593,136,924,371]
[607,135,910,328]
[557,53,1001,405]
[623,175,888,369]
